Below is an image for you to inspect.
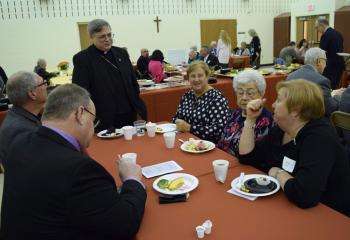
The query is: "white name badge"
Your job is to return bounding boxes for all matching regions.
[282,156,296,173]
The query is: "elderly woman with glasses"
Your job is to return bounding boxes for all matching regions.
[173,61,231,143]
[239,79,350,217]
[217,70,274,156]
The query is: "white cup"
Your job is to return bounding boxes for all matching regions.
[212,160,229,183]
[195,226,205,239]
[122,126,134,141]
[146,122,156,138]
[121,153,137,164]
[163,132,176,148]
[202,220,213,234]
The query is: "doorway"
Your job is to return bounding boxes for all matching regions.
[78,23,93,50]
[200,19,237,50]
[296,14,329,47]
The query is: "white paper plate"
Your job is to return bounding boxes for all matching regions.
[97,129,123,139]
[138,80,155,86]
[156,123,177,133]
[180,140,215,153]
[231,174,280,197]
[153,173,199,195]
[337,52,350,57]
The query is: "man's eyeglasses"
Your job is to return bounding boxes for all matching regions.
[236,89,258,98]
[83,107,100,128]
[35,79,49,88]
[95,32,114,41]
[318,57,327,63]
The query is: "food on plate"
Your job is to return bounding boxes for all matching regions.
[287,63,301,70]
[157,177,184,191]
[240,185,250,193]
[168,177,185,190]
[258,69,271,75]
[256,176,271,186]
[157,179,169,189]
[156,127,163,132]
[165,65,177,71]
[185,138,208,151]
[102,127,118,136]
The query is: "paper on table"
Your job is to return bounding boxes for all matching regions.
[142,160,183,178]
[227,188,258,201]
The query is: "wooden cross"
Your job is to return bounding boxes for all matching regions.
[153,16,162,33]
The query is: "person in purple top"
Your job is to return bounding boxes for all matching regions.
[1,84,147,240]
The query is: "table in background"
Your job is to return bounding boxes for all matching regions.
[141,74,287,122]
[87,132,350,240]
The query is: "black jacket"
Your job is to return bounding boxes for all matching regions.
[0,126,147,239]
[202,53,219,68]
[72,45,147,129]
[320,27,345,88]
[239,118,350,217]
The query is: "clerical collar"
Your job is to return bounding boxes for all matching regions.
[93,44,110,55]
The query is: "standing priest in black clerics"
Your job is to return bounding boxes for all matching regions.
[316,17,345,89]
[72,19,147,131]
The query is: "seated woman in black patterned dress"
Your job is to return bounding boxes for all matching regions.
[172,61,231,143]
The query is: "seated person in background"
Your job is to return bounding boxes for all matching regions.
[190,45,200,59]
[34,58,59,82]
[235,41,250,56]
[217,70,273,156]
[209,41,217,56]
[148,49,167,83]
[287,47,343,117]
[0,84,147,239]
[187,50,197,64]
[239,79,350,217]
[173,61,231,143]
[199,45,219,68]
[296,38,309,58]
[0,71,47,165]
[136,48,151,79]
[279,41,298,65]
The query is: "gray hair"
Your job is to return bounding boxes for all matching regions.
[201,45,209,52]
[190,45,198,51]
[42,84,90,121]
[248,29,258,37]
[304,47,326,66]
[37,58,46,67]
[6,71,38,106]
[87,19,111,37]
[189,50,197,57]
[233,69,266,96]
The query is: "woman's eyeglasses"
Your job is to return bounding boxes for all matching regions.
[236,90,258,98]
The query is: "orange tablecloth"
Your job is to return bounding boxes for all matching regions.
[140,74,287,122]
[0,111,7,127]
[87,132,350,240]
[228,55,250,69]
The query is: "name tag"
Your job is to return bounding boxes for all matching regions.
[282,156,296,173]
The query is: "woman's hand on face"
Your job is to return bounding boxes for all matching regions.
[175,119,191,132]
[246,98,266,120]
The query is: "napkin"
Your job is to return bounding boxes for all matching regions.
[159,193,189,204]
[227,188,258,201]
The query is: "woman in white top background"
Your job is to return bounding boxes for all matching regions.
[217,30,232,68]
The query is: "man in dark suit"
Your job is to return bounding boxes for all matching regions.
[316,18,345,89]
[199,45,219,68]
[287,47,343,117]
[73,19,147,131]
[0,84,147,239]
[34,58,59,82]
[0,71,47,165]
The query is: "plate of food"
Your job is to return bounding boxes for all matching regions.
[137,79,155,87]
[156,123,177,133]
[97,128,123,139]
[231,174,280,197]
[180,138,215,153]
[287,63,301,71]
[258,69,272,75]
[153,173,199,195]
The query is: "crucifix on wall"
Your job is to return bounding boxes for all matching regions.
[153,16,162,33]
